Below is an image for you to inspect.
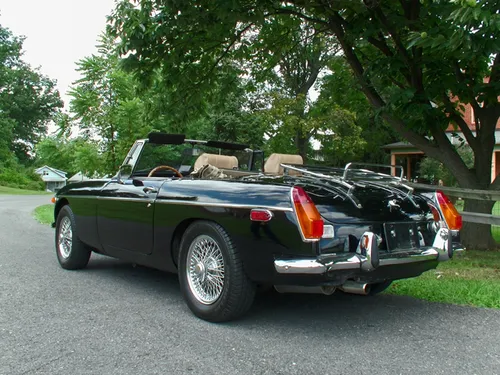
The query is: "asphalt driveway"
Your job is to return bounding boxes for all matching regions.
[1,195,499,375]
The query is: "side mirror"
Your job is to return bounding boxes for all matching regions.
[117,165,133,183]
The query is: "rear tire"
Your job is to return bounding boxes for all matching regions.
[55,205,91,270]
[178,221,255,322]
[368,280,393,295]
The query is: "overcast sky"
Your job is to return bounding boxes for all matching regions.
[0,0,116,109]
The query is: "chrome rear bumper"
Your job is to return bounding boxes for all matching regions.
[275,228,461,275]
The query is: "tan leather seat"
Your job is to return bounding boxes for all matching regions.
[264,153,303,175]
[193,153,239,171]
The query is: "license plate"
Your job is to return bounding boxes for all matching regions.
[384,222,420,251]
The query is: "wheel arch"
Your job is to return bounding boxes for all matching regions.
[54,197,69,222]
[170,217,231,269]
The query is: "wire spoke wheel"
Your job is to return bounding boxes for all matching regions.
[186,235,225,305]
[55,205,91,270]
[179,221,255,322]
[58,216,73,259]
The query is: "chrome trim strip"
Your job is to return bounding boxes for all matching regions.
[98,196,154,203]
[274,259,326,274]
[58,195,99,201]
[378,249,439,266]
[59,195,293,211]
[327,256,361,270]
[155,199,293,212]
[274,248,441,275]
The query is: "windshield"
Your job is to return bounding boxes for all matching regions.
[132,142,259,177]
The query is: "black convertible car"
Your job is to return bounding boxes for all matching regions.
[53,133,463,322]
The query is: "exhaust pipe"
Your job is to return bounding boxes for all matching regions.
[339,280,371,295]
[274,285,336,295]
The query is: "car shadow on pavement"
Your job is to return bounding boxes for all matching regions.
[80,255,467,332]
[82,255,183,299]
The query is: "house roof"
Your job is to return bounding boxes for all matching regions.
[35,165,67,179]
[381,141,415,150]
[68,172,90,182]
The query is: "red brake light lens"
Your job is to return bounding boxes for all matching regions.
[250,209,273,222]
[436,190,462,230]
[291,187,324,240]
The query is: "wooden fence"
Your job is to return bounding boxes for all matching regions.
[409,183,500,226]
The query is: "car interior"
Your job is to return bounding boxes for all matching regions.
[126,133,306,180]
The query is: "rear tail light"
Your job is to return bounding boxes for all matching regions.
[436,190,462,230]
[428,203,440,222]
[291,186,324,240]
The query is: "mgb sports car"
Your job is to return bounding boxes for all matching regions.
[52,133,463,322]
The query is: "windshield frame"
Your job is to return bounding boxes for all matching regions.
[128,137,263,178]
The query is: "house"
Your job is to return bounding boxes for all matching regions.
[68,172,90,183]
[383,102,500,182]
[35,166,67,192]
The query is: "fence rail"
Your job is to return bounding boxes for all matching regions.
[409,182,500,226]
[409,182,500,202]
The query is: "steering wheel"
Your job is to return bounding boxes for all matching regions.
[147,165,183,178]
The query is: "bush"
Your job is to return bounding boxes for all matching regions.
[0,164,45,191]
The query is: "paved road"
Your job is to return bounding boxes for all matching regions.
[1,195,500,375]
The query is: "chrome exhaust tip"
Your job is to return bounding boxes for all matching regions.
[274,285,336,295]
[339,280,371,295]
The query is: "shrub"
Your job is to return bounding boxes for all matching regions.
[0,164,45,191]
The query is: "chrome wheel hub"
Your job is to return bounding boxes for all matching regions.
[58,216,72,259]
[186,235,225,305]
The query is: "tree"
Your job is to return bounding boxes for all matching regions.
[0,23,63,164]
[35,137,104,178]
[187,92,267,148]
[109,0,499,249]
[109,6,342,160]
[0,23,62,190]
[317,57,398,164]
[69,34,151,173]
[244,19,340,159]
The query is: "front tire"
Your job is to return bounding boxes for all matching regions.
[55,205,91,270]
[178,221,255,322]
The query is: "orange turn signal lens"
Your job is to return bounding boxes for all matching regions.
[51,197,56,204]
[291,187,324,240]
[436,191,462,230]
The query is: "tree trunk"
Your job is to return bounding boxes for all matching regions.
[459,109,499,250]
[461,198,497,250]
[295,131,308,163]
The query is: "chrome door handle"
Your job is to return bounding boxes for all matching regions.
[143,187,158,194]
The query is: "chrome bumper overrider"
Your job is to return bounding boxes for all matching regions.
[275,228,462,275]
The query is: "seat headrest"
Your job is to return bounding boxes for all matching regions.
[264,153,303,175]
[194,153,239,171]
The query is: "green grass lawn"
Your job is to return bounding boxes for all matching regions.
[33,204,54,225]
[0,185,51,195]
[386,250,500,308]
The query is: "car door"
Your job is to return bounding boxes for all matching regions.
[97,178,163,255]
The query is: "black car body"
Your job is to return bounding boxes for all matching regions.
[53,133,463,322]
